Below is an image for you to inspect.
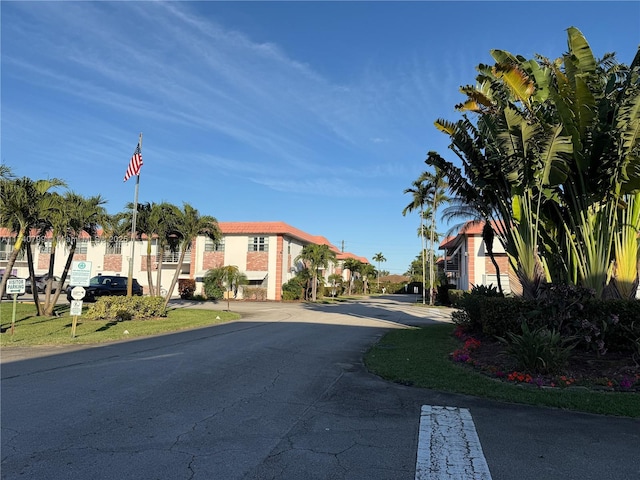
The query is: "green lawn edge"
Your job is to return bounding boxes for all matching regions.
[364,323,640,418]
[1,302,240,346]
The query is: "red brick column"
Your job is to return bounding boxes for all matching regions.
[275,236,283,301]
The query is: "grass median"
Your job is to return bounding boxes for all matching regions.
[364,323,640,418]
[0,302,239,346]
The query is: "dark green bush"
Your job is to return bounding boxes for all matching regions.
[448,289,465,306]
[436,284,457,305]
[203,269,225,300]
[86,296,166,321]
[454,291,640,354]
[282,277,305,301]
[498,322,576,374]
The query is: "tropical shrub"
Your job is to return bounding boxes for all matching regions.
[203,268,225,301]
[282,276,306,301]
[85,296,166,321]
[498,322,576,374]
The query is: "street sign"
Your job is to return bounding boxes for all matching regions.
[6,278,25,295]
[70,300,83,316]
[70,261,92,287]
[70,286,86,300]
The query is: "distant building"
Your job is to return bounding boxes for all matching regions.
[0,221,369,301]
[438,221,512,294]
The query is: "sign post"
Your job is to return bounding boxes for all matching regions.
[69,262,91,338]
[69,286,86,338]
[6,278,25,337]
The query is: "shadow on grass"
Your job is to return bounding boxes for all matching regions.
[95,321,119,332]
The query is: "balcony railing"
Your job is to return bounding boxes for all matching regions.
[159,250,191,264]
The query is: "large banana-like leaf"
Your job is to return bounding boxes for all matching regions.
[434,119,456,135]
[566,26,597,75]
[523,59,551,103]
[538,125,572,187]
[459,85,494,107]
[618,92,640,192]
[613,192,640,298]
[492,63,535,107]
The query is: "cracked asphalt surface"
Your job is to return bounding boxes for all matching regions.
[1,296,639,479]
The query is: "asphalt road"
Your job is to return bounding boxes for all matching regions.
[1,296,639,480]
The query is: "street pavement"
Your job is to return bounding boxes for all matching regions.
[1,296,639,479]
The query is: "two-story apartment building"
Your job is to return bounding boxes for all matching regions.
[439,221,513,294]
[0,221,368,301]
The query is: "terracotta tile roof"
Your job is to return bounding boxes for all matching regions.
[439,220,506,248]
[1,222,369,263]
[219,222,368,263]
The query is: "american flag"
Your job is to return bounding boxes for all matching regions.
[123,142,143,182]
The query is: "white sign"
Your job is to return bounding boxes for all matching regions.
[70,261,92,287]
[70,300,83,316]
[70,286,86,300]
[6,278,26,294]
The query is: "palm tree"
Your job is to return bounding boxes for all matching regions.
[360,263,376,295]
[152,202,182,296]
[295,243,337,301]
[342,258,361,296]
[164,203,220,308]
[219,265,248,311]
[403,174,430,304]
[372,252,386,289]
[327,273,342,297]
[128,201,156,295]
[123,201,181,297]
[0,176,66,303]
[44,193,107,313]
[35,192,69,314]
[422,167,449,305]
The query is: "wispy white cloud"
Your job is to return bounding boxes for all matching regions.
[2,1,455,200]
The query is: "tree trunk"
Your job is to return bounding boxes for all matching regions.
[429,200,437,305]
[163,245,187,309]
[311,271,318,301]
[43,238,57,313]
[156,248,164,296]
[146,238,154,297]
[47,240,76,312]
[420,205,426,305]
[25,241,44,316]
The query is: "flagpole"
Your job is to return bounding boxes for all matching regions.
[127,133,142,297]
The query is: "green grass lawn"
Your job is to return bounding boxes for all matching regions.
[364,323,640,418]
[0,301,240,346]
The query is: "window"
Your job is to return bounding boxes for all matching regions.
[0,238,13,261]
[106,241,122,255]
[40,240,53,254]
[0,238,25,261]
[205,238,224,252]
[77,239,89,254]
[249,237,268,252]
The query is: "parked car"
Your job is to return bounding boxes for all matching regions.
[66,275,143,302]
[25,274,69,294]
[1,275,25,299]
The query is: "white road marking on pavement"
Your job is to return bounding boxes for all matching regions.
[415,405,492,480]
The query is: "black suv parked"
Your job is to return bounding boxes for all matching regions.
[66,275,143,302]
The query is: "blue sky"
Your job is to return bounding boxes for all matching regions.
[2,1,639,275]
